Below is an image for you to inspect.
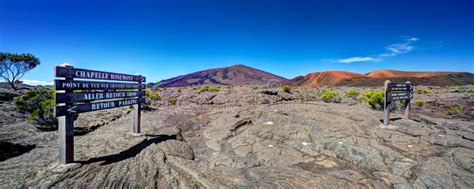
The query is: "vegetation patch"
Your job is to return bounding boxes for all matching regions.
[443,105,464,115]
[145,89,161,100]
[320,90,341,103]
[151,85,161,91]
[416,88,433,94]
[282,85,292,93]
[14,88,56,126]
[168,97,178,105]
[357,95,369,103]
[414,100,427,108]
[345,88,361,98]
[199,85,221,93]
[362,90,384,110]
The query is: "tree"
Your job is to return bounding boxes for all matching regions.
[0,53,40,90]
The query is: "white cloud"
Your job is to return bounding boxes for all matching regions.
[329,36,419,63]
[337,57,375,63]
[406,37,419,42]
[387,43,414,54]
[381,43,415,57]
[22,80,54,86]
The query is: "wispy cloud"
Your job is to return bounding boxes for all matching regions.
[22,80,53,86]
[331,36,419,63]
[406,37,419,42]
[337,57,375,63]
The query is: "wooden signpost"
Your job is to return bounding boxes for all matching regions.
[54,65,145,164]
[383,80,414,126]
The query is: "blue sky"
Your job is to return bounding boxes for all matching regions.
[1,0,473,84]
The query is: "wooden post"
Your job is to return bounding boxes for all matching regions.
[404,81,412,119]
[133,75,143,134]
[57,64,75,164]
[383,80,391,126]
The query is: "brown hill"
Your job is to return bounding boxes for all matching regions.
[295,70,473,87]
[155,64,290,87]
[337,72,474,86]
[291,71,367,87]
[366,70,462,78]
[154,64,473,87]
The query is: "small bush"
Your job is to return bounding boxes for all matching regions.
[168,97,177,105]
[416,88,433,94]
[363,90,378,99]
[145,89,161,100]
[362,90,384,110]
[357,95,369,103]
[152,85,161,91]
[345,88,361,98]
[14,88,56,126]
[199,85,220,93]
[467,89,474,93]
[414,100,427,108]
[176,88,183,93]
[444,105,464,115]
[320,90,341,103]
[282,85,292,93]
[303,127,310,133]
[209,86,221,92]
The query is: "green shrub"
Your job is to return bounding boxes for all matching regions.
[362,90,384,110]
[363,90,378,99]
[209,86,221,92]
[444,105,464,115]
[345,88,361,98]
[145,89,161,100]
[467,88,474,93]
[416,88,433,94]
[320,90,341,103]
[282,85,292,93]
[152,85,161,91]
[357,95,369,103]
[414,100,427,108]
[199,85,220,93]
[168,97,177,105]
[14,88,56,126]
[303,127,310,133]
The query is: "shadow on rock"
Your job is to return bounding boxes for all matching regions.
[78,134,177,165]
[0,141,36,161]
[379,117,403,123]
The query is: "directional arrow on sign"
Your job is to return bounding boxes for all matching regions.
[67,106,77,114]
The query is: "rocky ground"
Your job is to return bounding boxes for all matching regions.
[0,86,473,188]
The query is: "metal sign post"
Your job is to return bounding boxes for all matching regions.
[54,65,146,164]
[404,81,412,120]
[58,65,74,165]
[133,77,143,134]
[383,80,414,126]
[383,80,391,126]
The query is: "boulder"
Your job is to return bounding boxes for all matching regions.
[0,88,19,101]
